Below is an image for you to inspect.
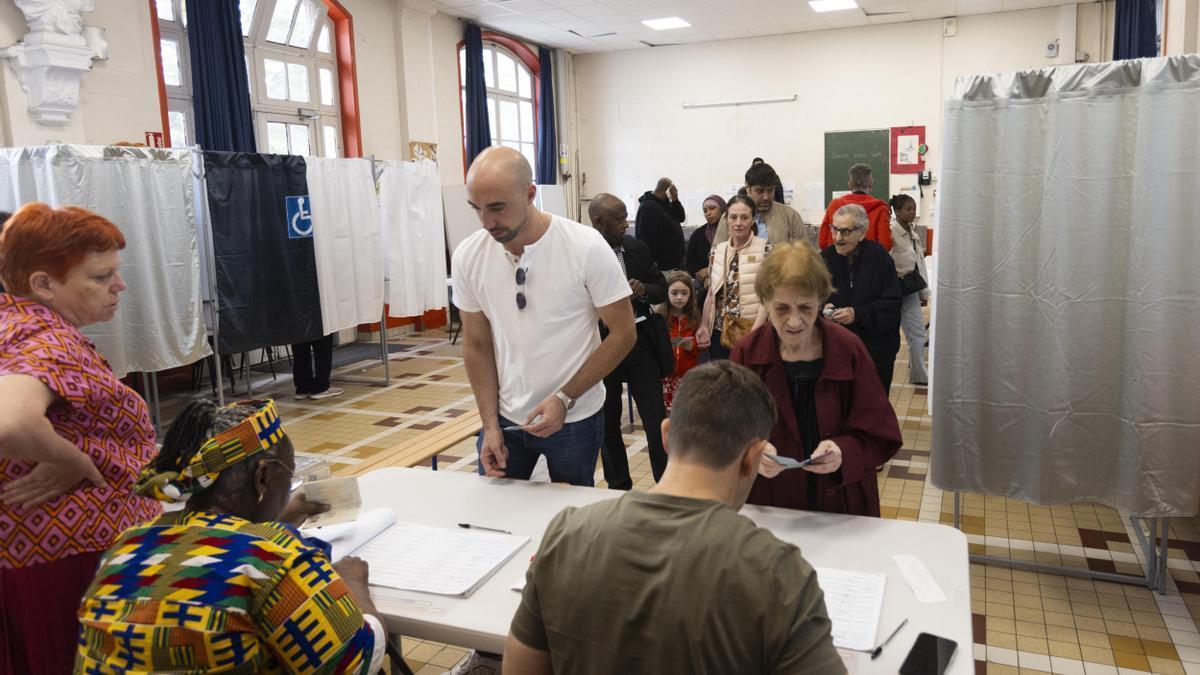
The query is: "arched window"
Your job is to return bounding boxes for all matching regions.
[459,37,539,172]
[153,0,344,158]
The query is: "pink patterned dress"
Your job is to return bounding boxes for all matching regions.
[0,294,161,569]
[0,293,161,674]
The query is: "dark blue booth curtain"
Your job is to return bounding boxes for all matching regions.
[186,0,256,152]
[464,24,491,168]
[536,47,558,185]
[1113,0,1158,60]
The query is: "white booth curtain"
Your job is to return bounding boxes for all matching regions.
[930,55,1200,517]
[305,157,386,332]
[379,160,448,317]
[0,145,210,377]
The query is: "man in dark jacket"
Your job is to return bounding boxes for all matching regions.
[591,193,670,488]
[820,203,902,393]
[634,177,686,271]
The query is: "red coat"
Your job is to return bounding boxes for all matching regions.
[731,319,903,516]
[819,192,893,250]
[667,313,701,378]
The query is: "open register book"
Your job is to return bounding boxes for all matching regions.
[303,508,530,598]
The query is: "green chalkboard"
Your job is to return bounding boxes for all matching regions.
[824,129,890,207]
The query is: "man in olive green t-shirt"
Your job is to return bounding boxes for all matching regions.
[503,361,846,675]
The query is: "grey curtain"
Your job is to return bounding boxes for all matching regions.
[930,55,1200,517]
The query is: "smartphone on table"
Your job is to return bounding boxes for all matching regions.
[899,632,957,675]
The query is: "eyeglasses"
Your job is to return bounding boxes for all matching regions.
[831,226,861,238]
[515,267,528,310]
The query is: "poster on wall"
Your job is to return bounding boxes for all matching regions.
[409,141,438,163]
[890,125,926,174]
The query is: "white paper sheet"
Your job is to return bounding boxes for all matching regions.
[814,567,887,651]
[303,507,397,562]
[892,554,947,603]
[355,522,529,597]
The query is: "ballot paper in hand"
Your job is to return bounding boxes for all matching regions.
[301,477,362,528]
[813,567,887,651]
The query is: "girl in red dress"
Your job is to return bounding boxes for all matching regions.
[658,270,703,413]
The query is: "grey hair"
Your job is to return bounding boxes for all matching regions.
[834,203,869,231]
[848,163,873,190]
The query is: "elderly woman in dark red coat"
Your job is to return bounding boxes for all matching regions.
[731,243,902,516]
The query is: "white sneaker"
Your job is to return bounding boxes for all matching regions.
[309,387,344,400]
[294,392,310,400]
[444,651,502,675]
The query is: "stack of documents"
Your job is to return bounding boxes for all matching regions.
[814,567,887,651]
[355,522,530,597]
[303,507,396,562]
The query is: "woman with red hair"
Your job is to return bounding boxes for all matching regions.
[0,203,161,674]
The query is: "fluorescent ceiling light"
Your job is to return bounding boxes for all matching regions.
[809,0,858,11]
[642,17,691,30]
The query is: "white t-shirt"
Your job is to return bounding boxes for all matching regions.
[451,214,631,424]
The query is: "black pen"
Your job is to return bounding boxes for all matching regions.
[458,523,513,535]
[870,618,908,660]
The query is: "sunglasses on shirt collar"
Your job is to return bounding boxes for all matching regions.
[516,267,528,310]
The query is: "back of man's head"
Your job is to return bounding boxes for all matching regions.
[848,163,873,191]
[744,162,780,189]
[667,361,777,470]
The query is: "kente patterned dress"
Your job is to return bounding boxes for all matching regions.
[75,510,385,674]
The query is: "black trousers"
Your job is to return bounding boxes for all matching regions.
[871,355,896,394]
[293,334,334,394]
[601,343,668,490]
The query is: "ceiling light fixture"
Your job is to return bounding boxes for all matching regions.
[809,0,859,11]
[642,17,691,30]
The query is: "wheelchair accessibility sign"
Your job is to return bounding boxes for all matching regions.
[286,195,313,239]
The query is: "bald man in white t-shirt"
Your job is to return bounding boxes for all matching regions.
[452,147,636,486]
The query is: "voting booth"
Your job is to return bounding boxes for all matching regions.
[930,55,1200,588]
[0,146,449,410]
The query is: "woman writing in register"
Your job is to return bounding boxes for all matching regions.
[731,243,902,516]
[76,399,387,674]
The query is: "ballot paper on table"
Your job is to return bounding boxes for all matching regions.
[354,522,530,597]
[813,567,887,651]
[302,507,397,562]
[301,476,362,528]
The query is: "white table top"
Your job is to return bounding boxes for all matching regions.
[358,467,972,674]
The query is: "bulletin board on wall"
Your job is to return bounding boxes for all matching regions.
[824,129,890,206]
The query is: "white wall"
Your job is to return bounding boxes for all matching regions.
[572,8,1083,226]
[345,0,405,160]
[431,11,465,185]
[0,2,162,146]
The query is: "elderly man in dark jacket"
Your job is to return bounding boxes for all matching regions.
[634,177,686,271]
[820,203,903,393]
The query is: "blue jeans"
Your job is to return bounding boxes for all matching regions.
[476,410,603,487]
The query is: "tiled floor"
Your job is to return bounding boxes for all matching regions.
[159,327,1200,674]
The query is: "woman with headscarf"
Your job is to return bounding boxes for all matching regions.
[685,194,727,298]
[0,204,162,674]
[76,398,386,673]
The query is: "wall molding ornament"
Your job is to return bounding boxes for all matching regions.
[1,0,99,126]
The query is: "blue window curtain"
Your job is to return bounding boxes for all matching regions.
[536,47,558,185]
[464,23,491,168]
[1113,0,1158,60]
[185,0,256,152]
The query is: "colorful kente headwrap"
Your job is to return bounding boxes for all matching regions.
[135,399,285,502]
